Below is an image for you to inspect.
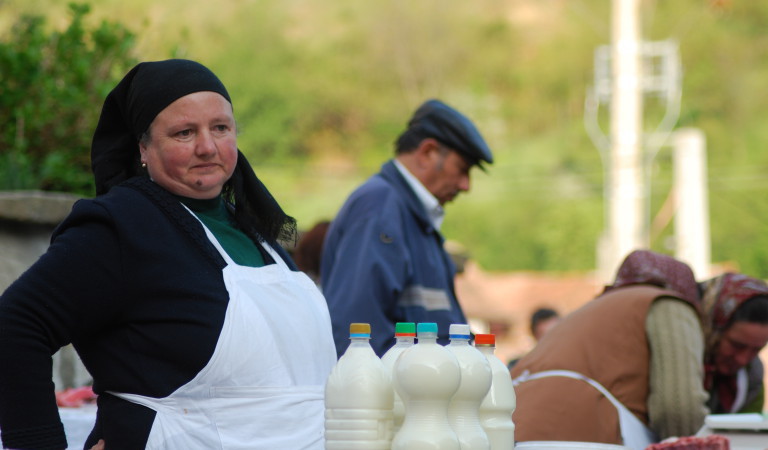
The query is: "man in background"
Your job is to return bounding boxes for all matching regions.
[530,307,561,341]
[508,307,561,369]
[321,99,493,357]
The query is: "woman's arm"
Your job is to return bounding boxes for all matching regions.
[646,298,709,439]
[0,201,123,449]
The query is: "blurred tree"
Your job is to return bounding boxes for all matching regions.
[2,0,768,275]
[0,3,137,195]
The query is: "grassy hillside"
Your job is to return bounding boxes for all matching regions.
[3,0,768,276]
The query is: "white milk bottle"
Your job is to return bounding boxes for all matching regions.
[446,324,492,450]
[380,322,416,434]
[392,322,461,450]
[474,333,516,450]
[325,323,394,449]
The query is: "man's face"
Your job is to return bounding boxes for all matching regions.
[533,316,561,342]
[714,321,768,376]
[421,146,472,205]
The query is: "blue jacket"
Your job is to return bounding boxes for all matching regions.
[321,160,467,357]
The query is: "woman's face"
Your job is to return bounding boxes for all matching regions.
[714,321,768,376]
[140,91,238,199]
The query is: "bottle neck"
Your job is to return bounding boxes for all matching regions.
[449,338,470,346]
[476,344,496,355]
[349,336,371,346]
[395,336,415,345]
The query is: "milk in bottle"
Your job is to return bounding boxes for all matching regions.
[474,333,516,450]
[392,322,461,450]
[325,323,394,449]
[446,324,492,450]
[380,322,416,433]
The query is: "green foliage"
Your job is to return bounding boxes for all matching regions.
[3,0,768,276]
[0,3,137,195]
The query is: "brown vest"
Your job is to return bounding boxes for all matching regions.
[510,286,683,445]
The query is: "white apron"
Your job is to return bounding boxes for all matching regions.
[512,370,658,450]
[110,223,337,449]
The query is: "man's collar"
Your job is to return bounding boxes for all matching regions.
[393,159,445,230]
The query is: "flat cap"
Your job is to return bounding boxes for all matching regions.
[408,99,493,168]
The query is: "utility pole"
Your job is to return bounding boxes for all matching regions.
[608,0,645,274]
[586,2,689,282]
[673,128,711,279]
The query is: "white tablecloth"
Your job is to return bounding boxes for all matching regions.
[60,405,97,449]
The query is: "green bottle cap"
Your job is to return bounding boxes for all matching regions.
[395,322,416,336]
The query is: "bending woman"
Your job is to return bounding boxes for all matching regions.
[510,250,708,449]
[700,273,768,414]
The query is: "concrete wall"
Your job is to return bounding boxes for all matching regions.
[0,191,92,390]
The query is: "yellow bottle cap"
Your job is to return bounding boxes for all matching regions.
[349,323,371,335]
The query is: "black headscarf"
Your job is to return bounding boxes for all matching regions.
[91,59,295,244]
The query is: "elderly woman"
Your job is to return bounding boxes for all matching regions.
[0,59,336,449]
[510,250,708,450]
[699,273,768,414]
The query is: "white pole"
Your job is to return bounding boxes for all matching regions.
[673,128,711,279]
[608,0,645,273]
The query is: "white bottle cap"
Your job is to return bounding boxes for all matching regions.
[449,323,471,339]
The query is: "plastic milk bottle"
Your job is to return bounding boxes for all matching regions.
[474,333,516,450]
[446,324,492,449]
[380,322,417,433]
[325,323,394,449]
[392,322,461,450]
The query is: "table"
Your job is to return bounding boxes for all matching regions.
[60,405,97,449]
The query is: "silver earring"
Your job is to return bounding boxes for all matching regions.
[141,162,147,168]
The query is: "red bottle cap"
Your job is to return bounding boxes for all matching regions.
[474,333,495,345]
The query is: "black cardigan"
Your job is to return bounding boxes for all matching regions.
[0,177,295,449]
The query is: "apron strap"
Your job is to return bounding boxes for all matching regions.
[180,203,289,271]
[731,367,748,413]
[513,369,658,450]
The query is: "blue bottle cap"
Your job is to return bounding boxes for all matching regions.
[417,322,438,334]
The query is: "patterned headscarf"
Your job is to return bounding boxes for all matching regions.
[605,249,701,310]
[699,273,768,360]
[699,272,768,410]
